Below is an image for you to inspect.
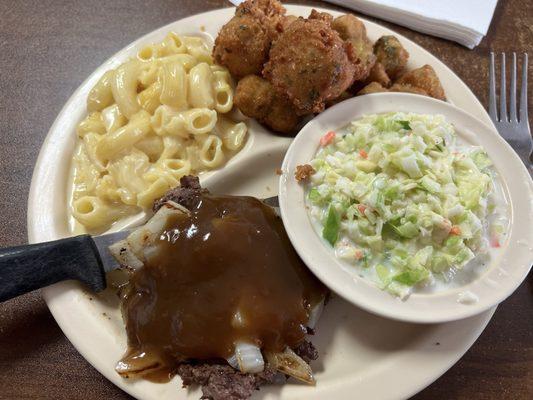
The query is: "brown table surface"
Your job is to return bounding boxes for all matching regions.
[0,0,532,399]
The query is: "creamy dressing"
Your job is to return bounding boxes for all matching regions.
[305,113,510,298]
[457,290,479,305]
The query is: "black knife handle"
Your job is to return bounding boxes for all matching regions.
[0,235,106,302]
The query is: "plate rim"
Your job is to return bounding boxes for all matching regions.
[26,5,511,400]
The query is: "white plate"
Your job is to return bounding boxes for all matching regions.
[279,93,533,324]
[26,5,519,400]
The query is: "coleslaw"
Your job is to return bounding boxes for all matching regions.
[306,112,507,298]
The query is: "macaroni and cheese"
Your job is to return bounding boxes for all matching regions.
[71,33,247,231]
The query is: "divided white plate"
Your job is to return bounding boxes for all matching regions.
[26,5,526,400]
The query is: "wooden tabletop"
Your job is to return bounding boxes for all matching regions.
[0,0,531,399]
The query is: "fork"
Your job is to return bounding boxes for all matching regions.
[489,52,532,176]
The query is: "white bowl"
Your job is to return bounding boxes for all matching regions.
[279,93,533,324]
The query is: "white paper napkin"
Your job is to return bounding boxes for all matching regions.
[323,0,498,48]
[227,0,498,49]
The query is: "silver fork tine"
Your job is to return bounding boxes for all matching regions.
[509,53,518,122]
[499,53,507,122]
[489,52,498,120]
[519,53,528,125]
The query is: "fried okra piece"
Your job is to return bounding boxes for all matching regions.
[357,82,389,95]
[389,84,428,96]
[264,17,355,115]
[234,75,273,119]
[395,65,446,100]
[366,62,391,87]
[331,14,376,82]
[331,14,366,42]
[264,93,301,134]
[373,35,409,80]
[326,91,353,107]
[235,75,300,134]
[213,0,286,79]
[345,37,376,82]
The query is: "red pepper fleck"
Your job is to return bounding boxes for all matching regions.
[320,131,336,146]
[450,226,461,235]
[357,204,367,215]
[355,250,364,260]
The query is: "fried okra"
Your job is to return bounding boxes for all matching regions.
[395,65,446,100]
[365,62,391,87]
[389,84,428,96]
[234,75,273,119]
[235,75,300,134]
[357,82,389,95]
[331,14,376,82]
[373,35,409,80]
[331,14,366,42]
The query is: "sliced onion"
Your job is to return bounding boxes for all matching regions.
[126,204,184,257]
[226,354,239,370]
[307,299,325,330]
[108,239,144,270]
[265,347,315,385]
[232,341,264,373]
[109,202,189,270]
[116,349,166,379]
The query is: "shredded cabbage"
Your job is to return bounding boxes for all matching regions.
[307,112,501,298]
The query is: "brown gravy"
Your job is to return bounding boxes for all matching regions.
[121,195,326,376]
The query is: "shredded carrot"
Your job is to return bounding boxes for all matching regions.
[355,250,364,260]
[490,236,500,248]
[357,204,367,215]
[450,226,461,235]
[359,149,368,159]
[320,131,336,146]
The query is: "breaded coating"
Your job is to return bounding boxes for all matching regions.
[295,164,316,182]
[267,14,298,41]
[281,14,298,27]
[357,82,388,95]
[235,75,273,119]
[345,37,376,82]
[251,0,285,16]
[326,91,353,108]
[213,11,270,78]
[263,93,300,134]
[366,62,391,87]
[331,14,366,41]
[332,14,376,82]
[235,75,300,134]
[309,9,334,23]
[264,17,355,115]
[213,0,286,79]
[373,35,409,80]
[390,84,428,96]
[395,65,446,100]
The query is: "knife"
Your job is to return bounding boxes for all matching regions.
[0,196,280,302]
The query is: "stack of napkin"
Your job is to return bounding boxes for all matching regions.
[227,0,498,49]
[324,0,498,49]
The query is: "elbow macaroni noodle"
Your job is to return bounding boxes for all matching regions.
[72,33,248,231]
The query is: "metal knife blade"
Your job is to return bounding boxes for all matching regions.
[92,230,130,273]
